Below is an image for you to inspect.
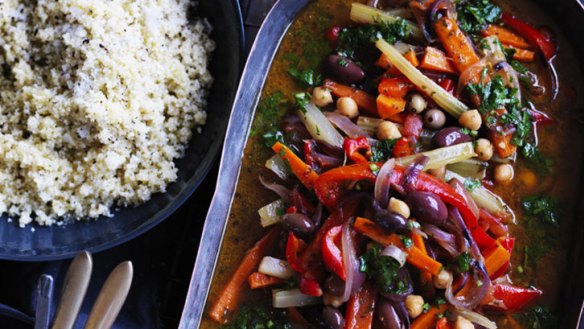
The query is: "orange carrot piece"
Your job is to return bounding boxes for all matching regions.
[404,49,420,67]
[419,47,457,74]
[375,53,393,69]
[407,246,443,276]
[323,79,377,115]
[488,130,517,158]
[434,17,480,72]
[482,24,530,49]
[247,272,284,289]
[345,283,376,329]
[509,47,535,62]
[412,232,434,283]
[209,228,280,323]
[354,217,403,246]
[272,142,318,189]
[411,304,448,329]
[354,217,443,275]
[376,94,406,121]
[484,243,511,277]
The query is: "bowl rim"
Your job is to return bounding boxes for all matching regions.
[0,0,245,262]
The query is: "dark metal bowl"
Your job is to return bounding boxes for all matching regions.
[0,0,244,261]
[179,0,584,327]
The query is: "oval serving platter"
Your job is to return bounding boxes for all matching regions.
[181,0,584,328]
[0,0,245,261]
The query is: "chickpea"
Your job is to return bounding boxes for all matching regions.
[423,109,446,130]
[454,316,475,329]
[337,97,359,118]
[323,293,343,308]
[405,294,425,319]
[388,197,410,219]
[377,121,402,140]
[311,87,333,107]
[408,93,427,114]
[458,109,482,131]
[433,269,452,289]
[474,138,494,161]
[494,164,514,184]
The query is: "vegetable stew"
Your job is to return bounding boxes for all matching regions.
[202,0,584,328]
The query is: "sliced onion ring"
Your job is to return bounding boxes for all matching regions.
[402,155,429,193]
[455,309,498,329]
[325,112,371,138]
[445,261,491,310]
[374,159,395,207]
[259,176,291,203]
[381,245,407,267]
[341,221,365,302]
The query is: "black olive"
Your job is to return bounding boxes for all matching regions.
[374,210,408,233]
[432,127,472,147]
[281,213,315,238]
[322,306,345,329]
[326,54,365,85]
[405,191,448,226]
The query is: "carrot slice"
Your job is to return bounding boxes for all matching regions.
[375,53,393,69]
[509,46,535,62]
[376,94,406,121]
[209,228,280,323]
[354,217,443,275]
[484,243,511,277]
[323,79,377,115]
[404,49,420,67]
[345,283,376,329]
[488,130,517,158]
[482,24,530,49]
[411,304,448,329]
[412,232,434,284]
[434,17,480,72]
[272,142,319,189]
[419,47,457,74]
[247,272,284,289]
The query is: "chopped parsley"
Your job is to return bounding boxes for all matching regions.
[510,59,530,74]
[359,244,406,294]
[294,92,311,112]
[464,178,482,192]
[288,67,322,88]
[224,306,291,329]
[522,143,554,174]
[456,0,502,34]
[466,74,521,115]
[400,235,413,249]
[371,139,398,162]
[337,18,411,59]
[370,163,380,175]
[522,195,559,227]
[514,305,556,329]
[262,131,284,148]
[253,91,289,138]
[455,252,472,273]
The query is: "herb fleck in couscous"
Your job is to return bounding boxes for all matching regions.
[0,0,215,226]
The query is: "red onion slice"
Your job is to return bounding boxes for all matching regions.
[448,178,480,222]
[456,57,489,99]
[445,261,491,310]
[341,221,365,302]
[402,155,429,193]
[259,176,291,203]
[381,245,407,267]
[423,224,459,257]
[325,112,371,138]
[429,0,457,23]
[374,159,395,208]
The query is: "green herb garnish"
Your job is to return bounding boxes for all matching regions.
[359,244,406,294]
[456,0,502,34]
[224,306,292,329]
[337,18,411,59]
[522,195,559,227]
[371,139,398,162]
[514,305,556,329]
[464,178,482,192]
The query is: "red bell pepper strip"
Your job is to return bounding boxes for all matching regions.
[345,283,376,329]
[343,137,371,164]
[470,225,496,251]
[313,163,479,231]
[501,13,557,61]
[403,114,424,139]
[439,78,455,94]
[393,137,415,158]
[299,275,323,297]
[479,208,509,238]
[489,283,543,312]
[528,108,553,125]
[286,233,306,273]
[435,318,453,329]
[322,225,346,280]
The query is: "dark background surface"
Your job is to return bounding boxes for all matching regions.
[0,0,275,328]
